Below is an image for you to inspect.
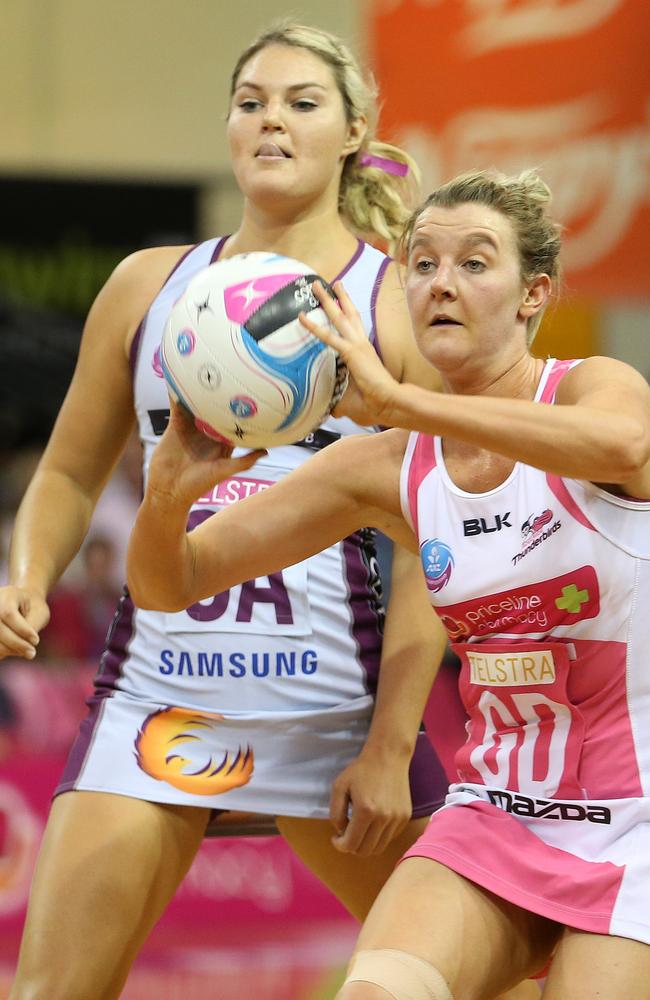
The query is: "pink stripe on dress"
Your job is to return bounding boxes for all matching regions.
[546,474,596,531]
[407,434,437,541]
[567,639,643,798]
[402,798,624,934]
[539,358,581,403]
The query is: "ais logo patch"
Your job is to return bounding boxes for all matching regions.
[420,538,454,592]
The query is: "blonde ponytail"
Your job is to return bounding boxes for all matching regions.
[342,141,421,253]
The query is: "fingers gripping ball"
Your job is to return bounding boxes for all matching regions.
[161,253,344,449]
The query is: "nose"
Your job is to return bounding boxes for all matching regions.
[428,262,456,300]
[261,99,285,131]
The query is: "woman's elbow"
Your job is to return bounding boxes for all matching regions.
[608,423,650,483]
[126,574,187,613]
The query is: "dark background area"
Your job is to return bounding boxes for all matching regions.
[0,177,199,450]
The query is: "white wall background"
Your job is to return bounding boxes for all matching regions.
[1,0,364,178]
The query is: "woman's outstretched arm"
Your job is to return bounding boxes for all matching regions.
[127,404,411,612]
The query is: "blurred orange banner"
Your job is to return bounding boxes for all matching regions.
[369,0,650,297]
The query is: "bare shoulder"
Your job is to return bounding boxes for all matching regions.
[38,244,193,479]
[111,244,193,287]
[374,260,442,390]
[557,356,650,497]
[556,355,650,404]
[94,244,194,357]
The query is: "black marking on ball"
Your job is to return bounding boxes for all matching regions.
[244,275,336,342]
[195,295,212,320]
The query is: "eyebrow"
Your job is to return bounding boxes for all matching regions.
[233,81,328,93]
[408,237,431,254]
[464,233,499,251]
[409,232,499,254]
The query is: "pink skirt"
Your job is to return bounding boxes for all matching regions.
[401,782,650,944]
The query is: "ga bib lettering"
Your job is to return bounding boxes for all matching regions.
[164,483,312,636]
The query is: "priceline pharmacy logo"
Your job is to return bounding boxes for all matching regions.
[439,566,600,640]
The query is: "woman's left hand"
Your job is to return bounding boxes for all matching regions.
[300,281,402,427]
[328,749,412,856]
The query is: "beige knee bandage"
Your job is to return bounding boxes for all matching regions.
[345,948,454,1000]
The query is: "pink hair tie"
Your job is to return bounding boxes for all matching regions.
[359,153,409,177]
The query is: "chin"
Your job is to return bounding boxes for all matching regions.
[246,174,301,199]
[418,328,455,356]
[423,342,471,374]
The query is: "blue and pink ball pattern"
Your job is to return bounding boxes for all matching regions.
[160,252,338,449]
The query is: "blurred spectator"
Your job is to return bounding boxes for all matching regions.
[0,434,142,593]
[0,437,136,757]
[1,659,94,756]
[0,447,43,585]
[38,534,122,662]
[81,431,143,589]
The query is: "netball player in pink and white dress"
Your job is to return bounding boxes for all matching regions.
[128,168,650,999]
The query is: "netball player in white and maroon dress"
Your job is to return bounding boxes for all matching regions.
[0,24,455,1000]
[128,168,650,999]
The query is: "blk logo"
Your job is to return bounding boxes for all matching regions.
[463,513,512,536]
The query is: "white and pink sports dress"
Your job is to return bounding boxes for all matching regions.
[400,358,650,943]
[56,237,446,820]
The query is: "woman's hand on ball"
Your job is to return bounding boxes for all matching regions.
[148,401,266,509]
[300,281,401,426]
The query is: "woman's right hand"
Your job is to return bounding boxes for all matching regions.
[300,280,402,427]
[146,401,267,510]
[0,586,50,660]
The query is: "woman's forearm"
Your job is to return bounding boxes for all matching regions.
[127,488,196,611]
[387,381,649,485]
[9,469,97,596]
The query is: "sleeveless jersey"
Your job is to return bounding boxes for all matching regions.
[57,237,445,818]
[400,358,650,942]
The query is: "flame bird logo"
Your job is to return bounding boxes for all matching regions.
[134,707,254,795]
